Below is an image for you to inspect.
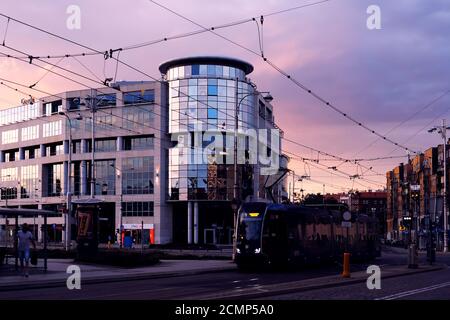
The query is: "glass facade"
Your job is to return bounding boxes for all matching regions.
[95,138,117,153]
[122,156,154,195]
[123,135,154,151]
[123,105,154,130]
[20,165,39,198]
[47,163,64,197]
[94,160,115,195]
[123,90,155,105]
[166,60,256,201]
[121,201,154,217]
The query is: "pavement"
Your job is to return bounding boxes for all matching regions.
[0,258,236,291]
[1,246,448,299]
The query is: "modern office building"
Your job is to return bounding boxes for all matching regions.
[0,56,287,246]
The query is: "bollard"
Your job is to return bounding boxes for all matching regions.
[342,252,351,278]
[408,244,418,269]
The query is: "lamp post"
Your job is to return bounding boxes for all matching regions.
[428,119,450,253]
[58,111,82,251]
[110,164,133,248]
[231,86,272,259]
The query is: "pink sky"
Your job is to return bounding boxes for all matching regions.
[0,0,449,194]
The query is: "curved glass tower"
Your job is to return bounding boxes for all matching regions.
[160,56,257,203]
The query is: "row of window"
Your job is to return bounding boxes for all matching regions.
[121,201,154,217]
[167,65,246,81]
[1,136,154,163]
[67,90,155,110]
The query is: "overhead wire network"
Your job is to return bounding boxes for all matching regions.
[0,1,392,192]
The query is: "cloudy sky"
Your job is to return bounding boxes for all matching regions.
[0,0,449,194]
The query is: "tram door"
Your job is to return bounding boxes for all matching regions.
[263,211,288,265]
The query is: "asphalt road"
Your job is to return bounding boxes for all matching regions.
[1,247,449,300]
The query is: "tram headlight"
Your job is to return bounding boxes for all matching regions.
[254,248,261,254]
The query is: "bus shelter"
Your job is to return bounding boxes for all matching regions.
[0,207,58,272]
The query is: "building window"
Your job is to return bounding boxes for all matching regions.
[46,143,64,156]
[43,120,62,137]
[94,160,115,195]
[207,84,218,96]
[44,100,62,116]
[207,108,218,119]
[20,165,39,199]
[21,125,39,141]
[46,163,64,197]
[67,97,82,110]
[121,201,154,217]
[24,146,40,160]
[123,90,155,105]
[95,138,116,153]
[191,65,199,76]
[123,105,154,130]
[0,102,40,126]
[4,150,19,162]
[1,167,18,181]
[97,94,116,107]
[123,135,154,151]
[2,129,19,144]
[71,162,81,196]
[122,156,154,195]
[72,141,82,154]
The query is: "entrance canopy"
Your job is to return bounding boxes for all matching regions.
[0,208,57,272]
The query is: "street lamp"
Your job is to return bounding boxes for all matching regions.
[109,163,134,248]
[231,88,272,258]
[58,111,82,251]
[428,119,450,253]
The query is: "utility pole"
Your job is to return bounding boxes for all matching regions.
[429,119,450,252]
[233,77,239,204]
[89,89,97,198]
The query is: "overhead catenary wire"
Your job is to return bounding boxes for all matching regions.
[0,7,388,190]
[148,0,418,156]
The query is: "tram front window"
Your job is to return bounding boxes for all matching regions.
[238,218,262,242]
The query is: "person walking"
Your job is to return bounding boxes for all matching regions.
[18,223,36,277]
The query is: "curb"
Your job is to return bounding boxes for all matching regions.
[193,264,447,300]
[0,266,237,292]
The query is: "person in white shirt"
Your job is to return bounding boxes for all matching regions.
[17,223,36,277]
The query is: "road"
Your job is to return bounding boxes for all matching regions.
[1,247,449,300]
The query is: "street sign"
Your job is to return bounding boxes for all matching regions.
[341,221,352,228]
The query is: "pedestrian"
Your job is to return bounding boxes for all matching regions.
[17,223,36,277]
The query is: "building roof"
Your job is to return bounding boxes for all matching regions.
[159,56,254,75]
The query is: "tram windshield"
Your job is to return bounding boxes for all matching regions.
[236,203,267,244]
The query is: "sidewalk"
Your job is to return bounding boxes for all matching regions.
[0,258,236,291]
[190,263,447,300]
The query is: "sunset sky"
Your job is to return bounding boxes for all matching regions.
[0,0,449,194]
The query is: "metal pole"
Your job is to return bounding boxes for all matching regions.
[233,77,239,203]
[90,90,96,198]
[65,116,72,251]
[443,119,448,252]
